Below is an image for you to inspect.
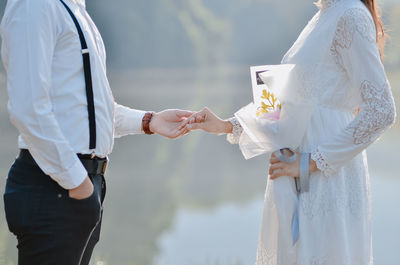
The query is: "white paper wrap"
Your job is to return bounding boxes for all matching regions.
[235,64,314,159]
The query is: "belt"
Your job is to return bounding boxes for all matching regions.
[18,149,108,176]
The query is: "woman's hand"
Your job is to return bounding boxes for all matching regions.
[180,107,233,135]
[269,152,318,180]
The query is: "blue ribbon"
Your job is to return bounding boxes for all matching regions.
[299,153,310,193]
[273,149,309,245]
[291,198,299,245]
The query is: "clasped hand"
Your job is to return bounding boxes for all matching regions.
[179,107,233,135]
[150,107,233,139]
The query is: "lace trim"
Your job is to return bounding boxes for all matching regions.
[311,149,337,177]
[347,81,396,145]
[226,117,243,145]
[331,8,376,68]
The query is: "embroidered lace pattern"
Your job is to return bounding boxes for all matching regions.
[311,148,336,177]
[347,81,396,145]
[331,8,376,69]
[226,117,243,145]
[301,155,367,219]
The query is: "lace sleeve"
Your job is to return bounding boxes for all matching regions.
[226,117,243,144]
[312,7,396,176]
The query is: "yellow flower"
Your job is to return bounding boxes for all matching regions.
[257,89,281,117]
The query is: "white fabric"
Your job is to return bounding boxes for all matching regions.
[234,64,314,159]
[228,0,396,264]
[1,0,146,189]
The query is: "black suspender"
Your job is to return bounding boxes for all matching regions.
[59,0,97,150]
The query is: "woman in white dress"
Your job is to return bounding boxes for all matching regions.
[182,0,396,264]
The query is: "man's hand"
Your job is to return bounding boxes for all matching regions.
[180,107,233,135]
[149,109,194,139]
[69,176,94,200]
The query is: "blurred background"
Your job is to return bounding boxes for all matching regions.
[0,0,399,264]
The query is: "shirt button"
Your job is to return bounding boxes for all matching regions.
[58,194,62,198]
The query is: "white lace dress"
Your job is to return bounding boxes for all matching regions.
[227,0,396,264]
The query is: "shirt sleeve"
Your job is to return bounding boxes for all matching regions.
[2,0,87,189]
[113,102,146,138]
[311,7,396,176]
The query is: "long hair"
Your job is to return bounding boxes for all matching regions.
[360,0,386,57]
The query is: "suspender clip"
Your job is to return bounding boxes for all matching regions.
[82,48,89,54]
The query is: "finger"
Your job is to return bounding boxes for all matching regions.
[185,114,197,125]
[191,114,206,124]
[269,156,280,164]
[187,113,206,124]
[171,127,189,139]
[189,116,197,124]
[195,114,205,123]
[194,112,207,122]
[185,123,204,131]
[268,162,286,175]
[269,162,285,171]
[176,110,195,118]
[201,107,210,113]
[178,119,191,130]
[270,169,287,180]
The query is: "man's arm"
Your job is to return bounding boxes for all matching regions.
[113,102,193,139]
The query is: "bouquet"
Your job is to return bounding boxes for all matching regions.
[234,64,313,159]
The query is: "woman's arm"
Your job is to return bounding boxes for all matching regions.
[311,7,396,176]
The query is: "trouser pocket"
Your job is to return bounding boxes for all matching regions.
[63,175,103,228]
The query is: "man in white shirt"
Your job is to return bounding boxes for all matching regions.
[1,0,194,264]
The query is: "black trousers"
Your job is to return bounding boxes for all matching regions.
[3,153,106,265]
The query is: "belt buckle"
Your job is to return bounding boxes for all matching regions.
[101,158,108,175]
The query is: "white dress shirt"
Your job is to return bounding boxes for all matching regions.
[1,0,146,189]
